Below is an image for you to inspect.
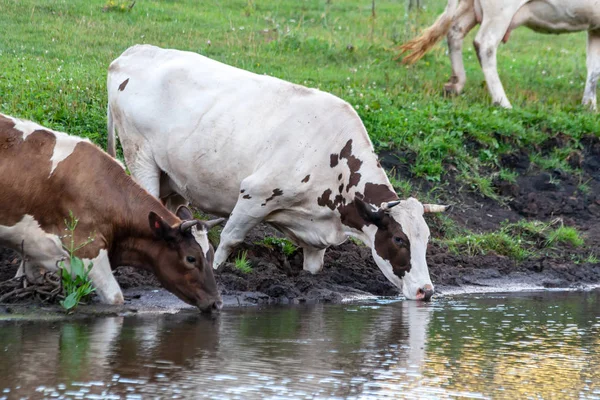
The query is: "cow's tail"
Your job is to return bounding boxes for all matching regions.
[107,103,117,158]
[398,0,459,64]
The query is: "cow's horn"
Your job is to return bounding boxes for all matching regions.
[423,204,451,213]
[380,200,401,211]
[179,220,199,232]
[202,218,226,230]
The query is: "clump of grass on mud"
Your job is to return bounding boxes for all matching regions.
[442,219,585,261]
[256,236,298,257]
[234,251,252,273]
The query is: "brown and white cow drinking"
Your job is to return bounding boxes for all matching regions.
[400,0,600,109]
[107,44,449,301]
[0,113,223,312]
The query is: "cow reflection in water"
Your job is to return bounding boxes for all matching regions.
[0,303,433,396]
[0,318,123,389]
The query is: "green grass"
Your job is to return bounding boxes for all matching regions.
[255,236,298,257]
[442,219,585,261]
[234,250,252,273]
[0,0,597,193]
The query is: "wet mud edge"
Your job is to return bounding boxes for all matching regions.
[1,134,600,314]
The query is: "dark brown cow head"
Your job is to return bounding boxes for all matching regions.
[148,207,224,312]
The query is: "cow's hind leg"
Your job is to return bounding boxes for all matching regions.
[583,30,600,111]
[473,4,520,108]
[85,249,124,305]
[302,246,327,274]
[445,0,477,95]
[122,141,161,198]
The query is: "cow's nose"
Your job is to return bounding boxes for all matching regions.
[416,284,434,301]
[212,300,223,311]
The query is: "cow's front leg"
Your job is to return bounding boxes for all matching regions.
[85,249,124,305]
[583,30,600,111]
[213,209,263,269]
[473,11,516,108]
[445,1,477,95]
[302,246,327,274]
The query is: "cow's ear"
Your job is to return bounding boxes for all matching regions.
[355,197,383,227]
[149,212,175,240]
[175,205,194,221]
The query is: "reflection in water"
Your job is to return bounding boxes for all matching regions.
[0,291,600,398]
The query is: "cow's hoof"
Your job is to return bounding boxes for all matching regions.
[443,83,461,96]
[582,99,597,112]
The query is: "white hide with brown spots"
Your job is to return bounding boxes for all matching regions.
[107,45,448,300]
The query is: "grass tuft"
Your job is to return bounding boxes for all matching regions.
[234,250,252,273]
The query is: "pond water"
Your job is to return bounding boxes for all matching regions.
[1,290,600,399]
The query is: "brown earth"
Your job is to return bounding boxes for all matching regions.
[1,134,599,306]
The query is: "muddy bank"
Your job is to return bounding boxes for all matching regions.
[1,134,599,311]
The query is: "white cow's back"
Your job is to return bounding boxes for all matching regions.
[108,45,381,216]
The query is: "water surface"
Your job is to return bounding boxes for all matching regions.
[1,290,600,399]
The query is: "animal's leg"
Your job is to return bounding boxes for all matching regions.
[445,1,477,95]
[213,208,263,269]
[302,246,327,274]
[21,263,45,284]
[583,30,600,111]
[158,172,189,212]
[163,193,189,213]
[213,177,278,268]
[85,249,124,305]
[473,10,517,108]
[123,143,161,198]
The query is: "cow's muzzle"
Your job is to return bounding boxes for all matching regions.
[416,284,434,301]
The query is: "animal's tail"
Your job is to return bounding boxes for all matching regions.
[397,0,459,64]
[107,103,117,157]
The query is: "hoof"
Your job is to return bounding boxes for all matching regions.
[443,83,461,96]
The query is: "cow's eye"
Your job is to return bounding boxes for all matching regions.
[186,256,196,263]
[393,236,404,245]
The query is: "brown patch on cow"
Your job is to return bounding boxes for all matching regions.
[338,183,344,193]
[330,154,339,168]
[301,175,310,183]
[339,139,363,192]
[265,188,283,203]
[337,201,365,230]
[240,189,245,193]
[374,218,411,278]
[243,194,251,199]
[317,189,346,211]
[338,173,343,181]
[364,183,398,205]
[317,189,333,209]
[118,78,129,91]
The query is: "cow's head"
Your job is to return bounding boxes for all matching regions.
[355,197,449,301]
[148,207,224,312]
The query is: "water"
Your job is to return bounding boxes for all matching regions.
[1,290,600,399]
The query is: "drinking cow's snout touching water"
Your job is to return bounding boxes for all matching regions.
[0,113,223,312]
[107,44,450,301]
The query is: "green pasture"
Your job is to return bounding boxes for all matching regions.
[0,0,597,258]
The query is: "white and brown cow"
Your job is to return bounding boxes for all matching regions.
[107,44,449,301]
[0,113,223,312]
[400,0,600,109]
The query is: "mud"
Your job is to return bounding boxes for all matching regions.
[1,134,599,311]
